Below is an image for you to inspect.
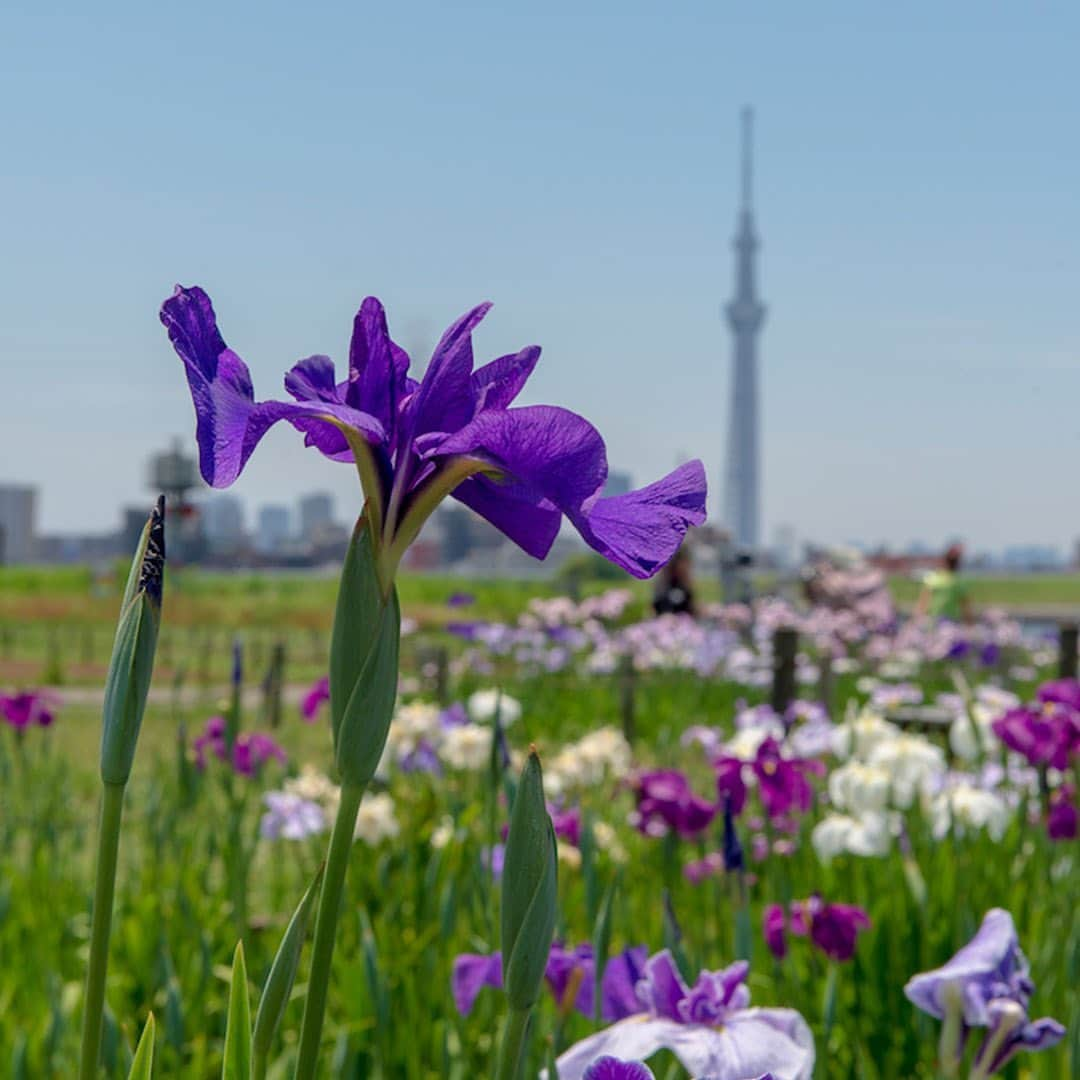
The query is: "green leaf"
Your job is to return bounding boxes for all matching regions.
[127,1014,155,1080]
[222,942,251,1080]
[501,751,558,1012]
[252,864,324,1063]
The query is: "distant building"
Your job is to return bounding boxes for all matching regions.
[0,484,38,564]
[437,505,503,565]
[604,471,633,498]
[256,505,292,554]
[202,495,246,553]
[1001,546,1063,572]
[299,493,335,540]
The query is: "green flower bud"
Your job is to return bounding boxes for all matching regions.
[501,750,558,1012]
[330,517,400,788]
[100,497,164,786]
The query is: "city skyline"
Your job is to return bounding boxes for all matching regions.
[2,5,1079,548]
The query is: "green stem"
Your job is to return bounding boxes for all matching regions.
[294,781,364,1079]
[495,1008,532,1080]
[78,782,126,1080]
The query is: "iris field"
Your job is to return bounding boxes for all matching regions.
[2,566,1078,1078]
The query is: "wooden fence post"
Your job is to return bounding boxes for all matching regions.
[770,626,798,716]
[1059,621,1079,680]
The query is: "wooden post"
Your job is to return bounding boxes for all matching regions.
[263,640,286,728]
[770,626,798,716]
[1059,621,1079,680]
[817,652,834,718]
[618,654,636,744]
[435,645,450,705]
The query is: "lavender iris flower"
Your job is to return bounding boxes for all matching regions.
[161,287,706,581]
[903,908,1064,1074]
[633,769,717,838]
[260,792,326,840]
[554,950,814,1080]
[0,689,57,730]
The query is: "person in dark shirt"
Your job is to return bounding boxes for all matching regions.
[653,546,696,617]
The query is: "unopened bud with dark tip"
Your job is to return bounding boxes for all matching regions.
[100,497,166,786]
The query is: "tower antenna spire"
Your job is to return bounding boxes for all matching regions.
[740,105,753,212]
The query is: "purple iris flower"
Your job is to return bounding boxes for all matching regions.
[904,908,1064,1074]
[191,716,286,775]
[447,591,476,608]
[0,689,57,730]
[452,944,648,1021]
[1035,677,1080,711]
[1047,784,1078,841]
[763,904,787,960]
[714,739,823,825]
[633,769,718,839]
[554,950,815,1080]
[451,952,503,1015]
[771,896,870,963]
[300,675,329,722]
[550,805,582,848]
[722,796,744,872]
[684,852,725,885]
[583,1059,655,1080]
[546,943,596,1014]
[991,707,1079,771]
[161,287,706,580]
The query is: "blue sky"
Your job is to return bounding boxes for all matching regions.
[2,3,1078,550]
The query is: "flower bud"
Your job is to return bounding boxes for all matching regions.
[501,750,558,1012]
[330,517,401,788]
[100,497,164,786]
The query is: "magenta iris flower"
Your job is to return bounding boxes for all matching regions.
[991,706,1079,770]
[767,896,870,963]
[714,738,823,823]
[161,287,706,580]
[632,769,718,839]
[192,715,287,775]
[1047,784,1078,841]
[300,675,330,722]
[0,689,57,730]
[904,908,1064,1074]
[549,805,583,847]
[1035,677,1080,711]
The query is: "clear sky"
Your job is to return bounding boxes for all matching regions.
[2,3,1078,551]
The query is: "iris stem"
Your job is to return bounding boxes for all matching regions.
[78,781,126,1080]
[494,1007,532,1080]
[294,780,364,1079]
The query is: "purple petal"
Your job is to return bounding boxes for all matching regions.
[904,908,1028,1026]
[405,302,491,440]
[582,1058,655,1080]
[638,950,689,1022]
[471,345,541,411]
[451,952,503,1015]
[602,947,651,1022]
[347,297,408,439]
[570,460,708,579]
[450,474,563,560]
[161,286,385,487]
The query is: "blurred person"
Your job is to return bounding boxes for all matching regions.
[916,543,973,623]
[653,546,696,617]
